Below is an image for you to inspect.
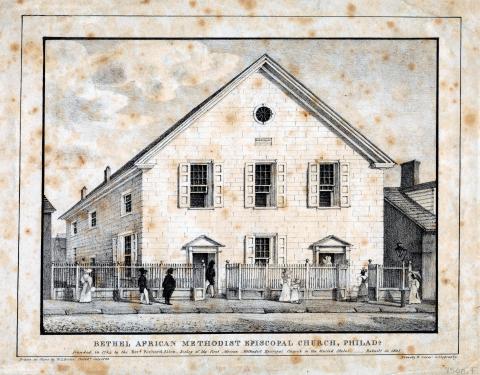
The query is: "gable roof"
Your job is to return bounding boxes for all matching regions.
[43,195,56,213]
[384,187,437,232]
[60,54,394,220]
[182,235,225,248]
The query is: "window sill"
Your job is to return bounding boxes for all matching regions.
[253,207,278,210]
[187,207,216,210]
[88,226,98,230]
[316,206,342,210]
[120,212,132,218]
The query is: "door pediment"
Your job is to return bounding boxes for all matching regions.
[311,235,351,249]
[183,235,225,249]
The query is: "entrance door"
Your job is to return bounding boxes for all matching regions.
[192,252,217,295]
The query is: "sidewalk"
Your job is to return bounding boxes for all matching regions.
[43,298,436,316]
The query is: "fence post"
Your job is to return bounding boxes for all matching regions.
[335,263,341,301]
[203,262,206,299]
[264,262,269,299]
[305,259,310,300]
[75,264,80,301]
[117,263,121,299]
[375,264,380,301]
[159,262,164,301]
[400,261,406,307]
[238,264,242,300]
[50,263,55,300]
[225,260,230,299]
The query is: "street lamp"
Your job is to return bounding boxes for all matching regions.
[394,243,408,307]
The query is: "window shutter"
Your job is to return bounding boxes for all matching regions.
[245,235,255,264]
[308,162,319,207]
[276,162,287,208]
[213,162,224,208]
[340,162,350,207]
[132,233,138,265]
[244,162,255,208]
[112,237,118,264]
[118,236,124,264]
[178,163,191,208]
[276,235,287,264]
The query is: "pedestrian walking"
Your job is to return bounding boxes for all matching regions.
[206,260,216,298]
[79,269,93,303]
[138,268,151,305]
[279,268,292,302]
[357,268,369,302]
[162,268,176,305]
[290,278,301,304]
[408,271,422,304]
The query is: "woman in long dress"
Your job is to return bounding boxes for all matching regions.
[357,269,369,302]
[409,272,421,304]
[79,269,93,303]
[279,269,292,302]
[290,278,301,304]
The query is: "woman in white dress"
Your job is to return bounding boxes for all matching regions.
[279,269,292,302]
[290,278,301,304]
[408,272,421,304]
[79,269,93,303]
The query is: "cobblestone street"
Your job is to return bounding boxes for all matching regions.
[43,312,435,333]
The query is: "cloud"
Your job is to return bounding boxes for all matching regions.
[46,40,240,126]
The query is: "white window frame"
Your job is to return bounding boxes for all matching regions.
[189,162,213,209]
[253,235,274,265]
[71,221,78,236]
[88,210,97,229]
[318,162,340,208]
[254,162,276,209]
[245,233,286,265]
[121,190,133,217]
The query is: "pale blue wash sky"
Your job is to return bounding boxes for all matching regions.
[45,39,436,235]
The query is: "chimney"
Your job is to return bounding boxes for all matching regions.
[81,186,87,200]
[400,160,420,188]
[104,166,111,182]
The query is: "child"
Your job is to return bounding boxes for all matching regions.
[290,278,301,304]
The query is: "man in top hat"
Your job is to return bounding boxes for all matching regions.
[138,268,151,305]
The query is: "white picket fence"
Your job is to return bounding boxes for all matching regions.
[225,263,349,300]
[51,263,205,301]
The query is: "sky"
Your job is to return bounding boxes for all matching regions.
[45,39,437,235]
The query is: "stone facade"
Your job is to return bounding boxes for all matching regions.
[141,72,385,291]
[66,172,142,263]
[61,57,393,296]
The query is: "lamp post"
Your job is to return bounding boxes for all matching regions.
[394,243,408,307]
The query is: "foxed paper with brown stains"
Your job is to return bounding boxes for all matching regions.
[1,1,478,374]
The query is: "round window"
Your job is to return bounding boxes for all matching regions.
[254,105,273,124]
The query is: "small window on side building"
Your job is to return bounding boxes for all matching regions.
[89,211,97,228]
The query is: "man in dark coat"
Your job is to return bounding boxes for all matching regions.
[138,268,151,305]
[206,260,216,298]
[162,268,176,305]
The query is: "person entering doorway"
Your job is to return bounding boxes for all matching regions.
[206,260,216,298]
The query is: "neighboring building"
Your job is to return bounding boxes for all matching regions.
[59,55,395,295]
[42,195,56,299]
[52,233,67,263]
[384,160,437,301]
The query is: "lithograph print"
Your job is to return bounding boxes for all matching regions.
[42,38,437,334]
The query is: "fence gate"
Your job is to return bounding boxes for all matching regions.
[192,264,206,301]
